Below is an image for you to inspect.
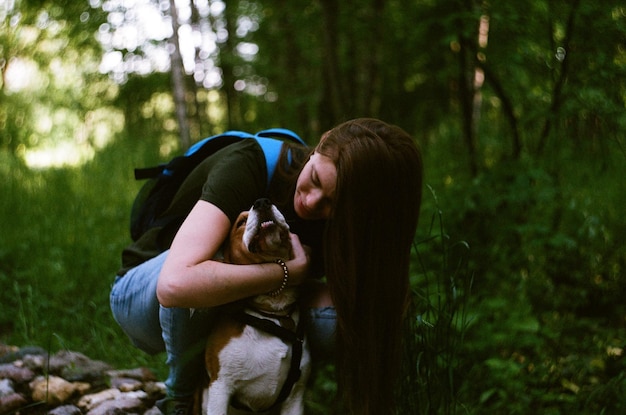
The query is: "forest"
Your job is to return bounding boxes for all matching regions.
[1,0,625,413]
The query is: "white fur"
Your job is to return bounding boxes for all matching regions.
[202,311,311,415]
[242,205,290,251]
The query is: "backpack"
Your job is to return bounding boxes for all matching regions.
[129,128,306,242]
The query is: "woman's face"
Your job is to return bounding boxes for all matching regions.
[294,152,337,220]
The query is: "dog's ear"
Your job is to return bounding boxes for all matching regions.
[234,211,249,230]
[224,211,250,263]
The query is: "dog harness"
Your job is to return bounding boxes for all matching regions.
[232,311,306,412]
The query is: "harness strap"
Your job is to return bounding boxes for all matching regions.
[233,312,305,412]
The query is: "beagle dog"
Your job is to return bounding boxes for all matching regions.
[201,198,310,415]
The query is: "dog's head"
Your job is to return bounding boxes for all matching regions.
[224,198,293,264]
[224,199,296,310]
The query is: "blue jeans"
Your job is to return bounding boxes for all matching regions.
[110,250,336,399]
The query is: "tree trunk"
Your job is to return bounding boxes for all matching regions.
[536,0,580,155]
[220,0,242,129]
[169,0,191,149]
[361,0,385,116]
[319,0,344,125]
[458,34,478,177]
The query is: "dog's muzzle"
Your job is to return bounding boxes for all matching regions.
[243,198,290,253]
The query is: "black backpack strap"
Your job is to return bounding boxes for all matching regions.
[134,164,166,180]
[234,312,305,411]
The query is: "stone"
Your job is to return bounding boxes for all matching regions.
[0,392,28,413]
[23,352,47,371]
[106,367,157,382]
[0,346,47,364]
[143,381,167,397]
[48,351,112,382]
[77,388,121,411]
[0,343,165,415]
[29,375,80,406]
[47,404,83,415]
[143,406,162,415]
[84,394,143,415]
[0,363,36,383]
[110,376,143,392]
[0,378,14,397]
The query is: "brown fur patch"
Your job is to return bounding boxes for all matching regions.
[205,317,246,385]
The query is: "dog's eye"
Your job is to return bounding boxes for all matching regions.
[236,217,247,228]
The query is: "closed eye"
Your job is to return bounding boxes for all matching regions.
[236,217,247,228]
[311,168,320,186]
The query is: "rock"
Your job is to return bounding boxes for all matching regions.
[29,375,80,406]
[48,351,112,382]
[123,390,148,400]
[0,343,166,415]
[84,392,145,415]
[77,388,121,411]
[47,404,83,415]
[110,376,143,392]
[0,378,14,397]
[23,352,48,371]
[0,363,36,383]
[0,345,18,359]
[0,392,28,413]
[144,406,162,415]
[0,346,47,364]
[143,381,166,397]
[74,381,92,394]
[106,367,157,382]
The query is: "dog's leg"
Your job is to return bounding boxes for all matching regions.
[279,340,311,415]
[278,366,310,414]
[277,381,306,415]
[205,380,231,415]
[280,387,304,415]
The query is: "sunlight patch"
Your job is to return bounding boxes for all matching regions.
[24,142,96,168]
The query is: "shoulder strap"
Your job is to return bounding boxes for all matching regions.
[255,137,285,189]
[256,128,305,144]
[254,128,306,189]
[184,130,255,157]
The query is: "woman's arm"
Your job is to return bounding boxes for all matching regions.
[156,200,310,308]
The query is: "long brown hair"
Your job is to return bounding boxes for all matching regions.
[317,118,423,414]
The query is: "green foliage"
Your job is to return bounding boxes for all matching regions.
[399,191,473,414]
[0,138,167,377]
[1,129,625,414]
[1,0,626,413]
[425,151,626,414]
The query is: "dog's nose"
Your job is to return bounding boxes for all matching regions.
[253,198,272,210]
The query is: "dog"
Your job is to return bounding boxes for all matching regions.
[201,198,311,415]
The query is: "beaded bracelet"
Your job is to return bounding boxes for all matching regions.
[269,259,289,297]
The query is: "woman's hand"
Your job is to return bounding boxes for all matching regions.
[285,233,312,286]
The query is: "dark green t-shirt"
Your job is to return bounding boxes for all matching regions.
[118,139,325,276]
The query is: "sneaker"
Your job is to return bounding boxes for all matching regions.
[155,396,193,415]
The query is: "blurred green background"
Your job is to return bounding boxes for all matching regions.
[1,0,625,413]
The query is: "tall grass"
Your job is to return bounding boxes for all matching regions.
[0,137,167,375]
[396,185,473,414]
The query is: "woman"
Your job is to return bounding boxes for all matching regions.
[110,118,423,415]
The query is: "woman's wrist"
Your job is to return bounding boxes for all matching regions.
[268,259,289,296]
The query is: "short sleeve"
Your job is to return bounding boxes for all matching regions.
[200,140,268,223]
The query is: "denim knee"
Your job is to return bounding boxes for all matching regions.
[306,306,336,360]
[109,251,170,355]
